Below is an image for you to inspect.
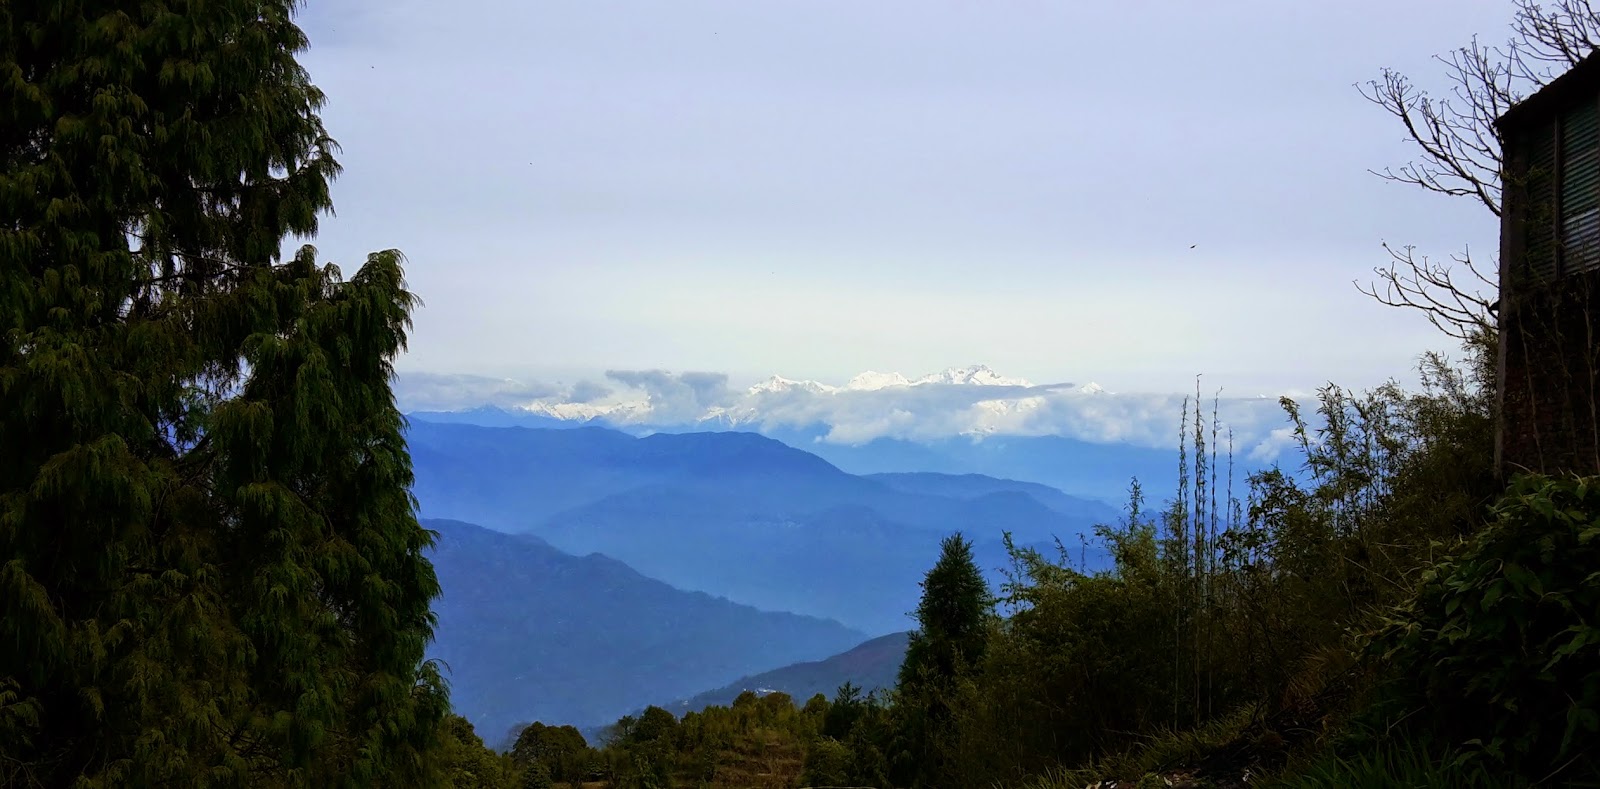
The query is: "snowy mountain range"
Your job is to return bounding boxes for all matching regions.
[526,365,1041,420]
[395,364,1298,461]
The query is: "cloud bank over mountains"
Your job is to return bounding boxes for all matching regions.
[398,365,1301,460]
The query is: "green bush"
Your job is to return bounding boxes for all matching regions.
[1371,474,1600,781]
[800,737,851,786]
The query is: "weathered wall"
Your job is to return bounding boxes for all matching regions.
[1499,266,1600,477]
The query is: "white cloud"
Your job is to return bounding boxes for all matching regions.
[1249,427,1304,464]
[397,365,1305,459]
[392,373,564,412]
[603,369,735,423]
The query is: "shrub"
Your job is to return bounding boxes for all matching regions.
[799,737,851,786]
[1371,474,1600,782]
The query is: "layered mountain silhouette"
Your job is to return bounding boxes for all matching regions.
[763,428,1188,504]
[425,519,864,744]
[406,420,1119,633]
[669,632,911,715]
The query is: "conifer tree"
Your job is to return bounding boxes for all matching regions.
[895,532,992,788]
[899,533,992,688]
[1,1,447,786]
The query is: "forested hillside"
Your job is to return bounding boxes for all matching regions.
[668,632,910,715]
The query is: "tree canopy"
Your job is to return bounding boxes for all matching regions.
[1,1,447,785]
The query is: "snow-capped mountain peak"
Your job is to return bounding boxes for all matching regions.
[526,400,646,421]
[912,364,1032,388]
[748,375,839,396]
[524,365,1037,427]
[400,365,1294,461]
[844,371,913,391]
[743,366,1030,395]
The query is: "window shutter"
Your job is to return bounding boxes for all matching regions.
[1561,99,1600,274]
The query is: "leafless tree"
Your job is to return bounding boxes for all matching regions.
[1357,0,1600,339]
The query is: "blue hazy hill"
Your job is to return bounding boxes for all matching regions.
[668,631,911,715]
[762,428,1189,505]
[405,420,1119,633]
[425,519,865,745]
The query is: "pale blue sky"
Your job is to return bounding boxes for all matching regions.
[295,0,1509,395]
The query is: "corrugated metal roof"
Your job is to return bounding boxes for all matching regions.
[1497,50,1600,132]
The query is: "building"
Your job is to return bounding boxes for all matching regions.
[1496,52,1600,476]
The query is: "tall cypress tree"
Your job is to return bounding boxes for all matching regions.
[895,532,992,788]
[899,533,992,689]
[1,2,447,786]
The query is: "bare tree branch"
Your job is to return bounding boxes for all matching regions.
[1358,1,1600,338]
[1356,244,1497,342]
[1514,0,1600,69]
[1358,38,1520,218]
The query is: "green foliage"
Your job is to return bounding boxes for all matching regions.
[900,533,994,690]
[799,737,851,786]
[520,761,554,789]
[436,715,519,789]
[895,532,994,788]
[977,337,1600,789]
[0,0,448,785]
[1370,474,1600,781]
[510,721,595,787]
[951,332,1600,789]
[821,682,864,741]
[575,684,902,788]
[913,343,1506,789]
[596,692,828,788]
[976,507,1181,775]
[840,692,896,789]
[801,692,831,729]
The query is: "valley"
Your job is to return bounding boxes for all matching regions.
[408,417,1120,738]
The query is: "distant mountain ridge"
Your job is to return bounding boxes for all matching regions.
[404,403,1217,505]
[406,420,1118,633]
[425,519,865,744]
[669,632,911,715]
[768,429,1193,504]
[863,471,1122,519]
[405,420,1111,537]
[393,365,1297,469]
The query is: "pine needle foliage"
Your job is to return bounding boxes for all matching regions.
[900,533,993,691]
[895,533,995,789]
[1,1,447,785]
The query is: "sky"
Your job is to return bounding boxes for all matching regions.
[292,0,1511,397]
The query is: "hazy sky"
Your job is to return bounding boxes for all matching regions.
[294,0,1510,395]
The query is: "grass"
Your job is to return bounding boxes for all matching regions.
[1267,739,1507,789]
[1002,707,1258,788]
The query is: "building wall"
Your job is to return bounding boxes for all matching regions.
[1499,266,1600,477]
